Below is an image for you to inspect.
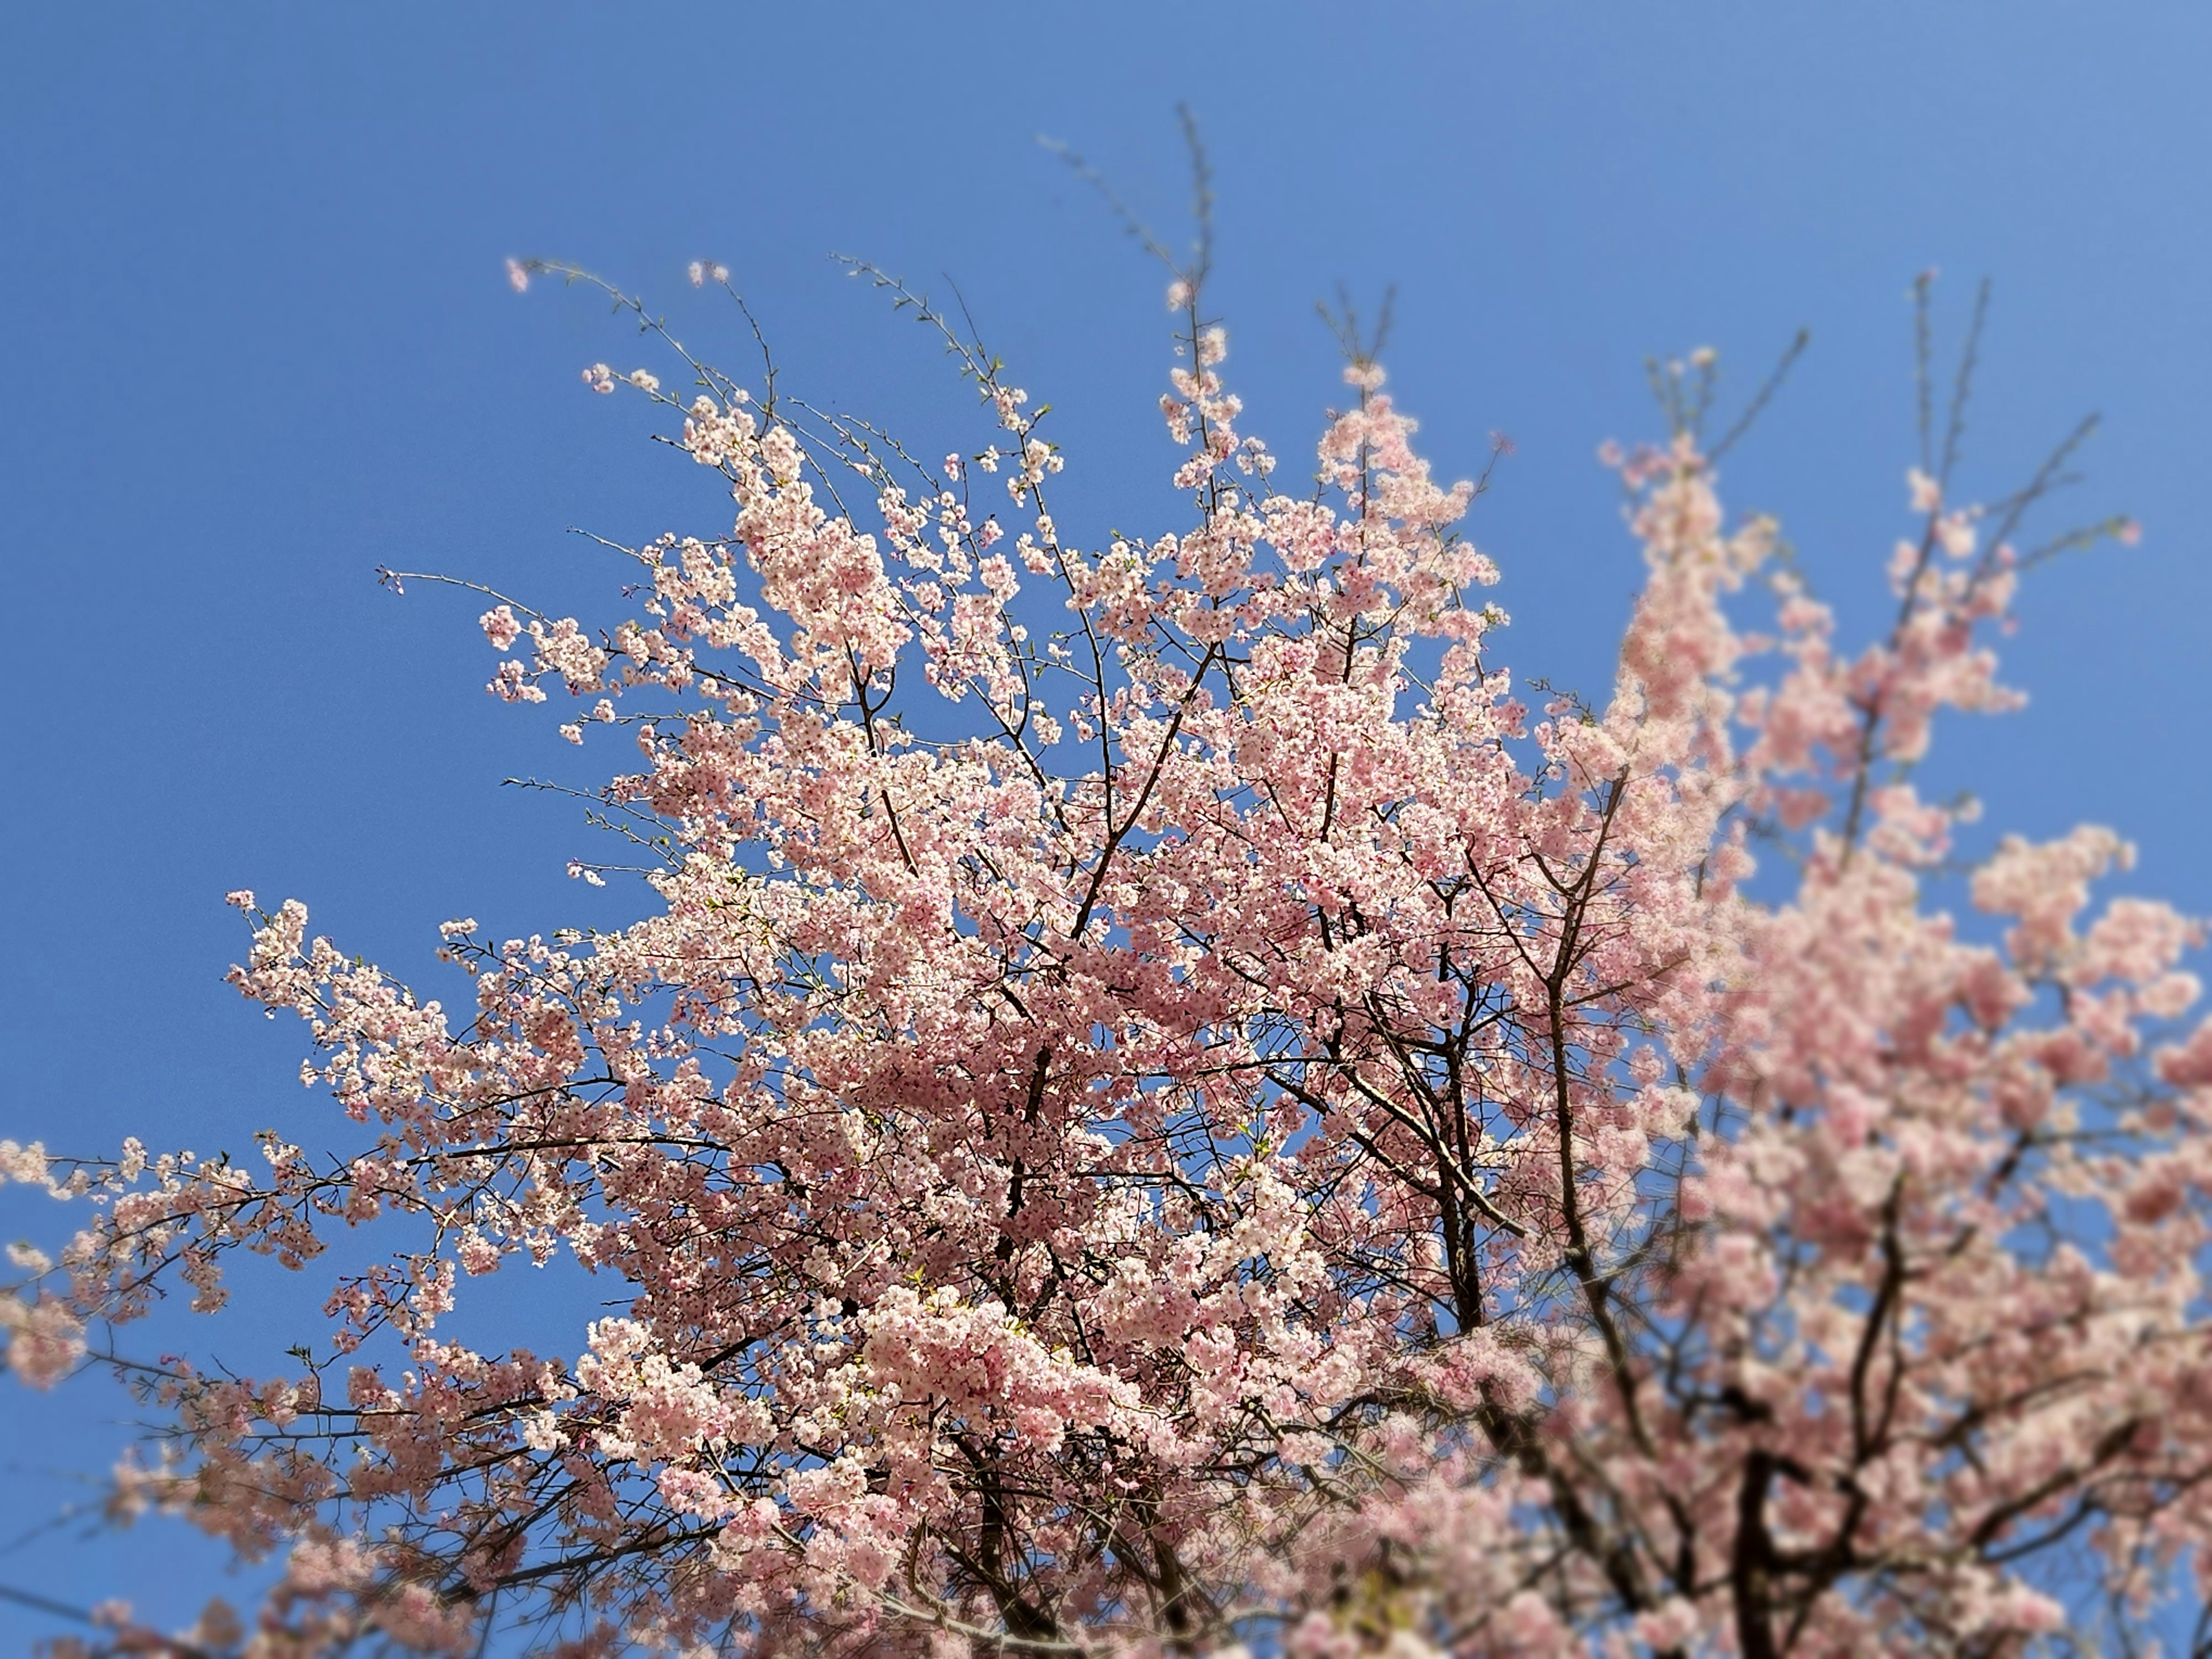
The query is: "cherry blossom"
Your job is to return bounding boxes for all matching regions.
[2,256,2200,1659]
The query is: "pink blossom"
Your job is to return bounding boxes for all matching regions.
[7,253,2201,1659]
[478,604,522,650]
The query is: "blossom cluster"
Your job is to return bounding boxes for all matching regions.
[3,259,2202,1659]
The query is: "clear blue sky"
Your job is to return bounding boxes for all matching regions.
[3,2,2208,1643]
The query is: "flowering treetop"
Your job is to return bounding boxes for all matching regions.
[2,242,2204,1659]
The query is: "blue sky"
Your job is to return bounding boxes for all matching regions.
[3,2,2209,1644]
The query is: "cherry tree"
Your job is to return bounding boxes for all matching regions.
[4,234,2207,1659]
